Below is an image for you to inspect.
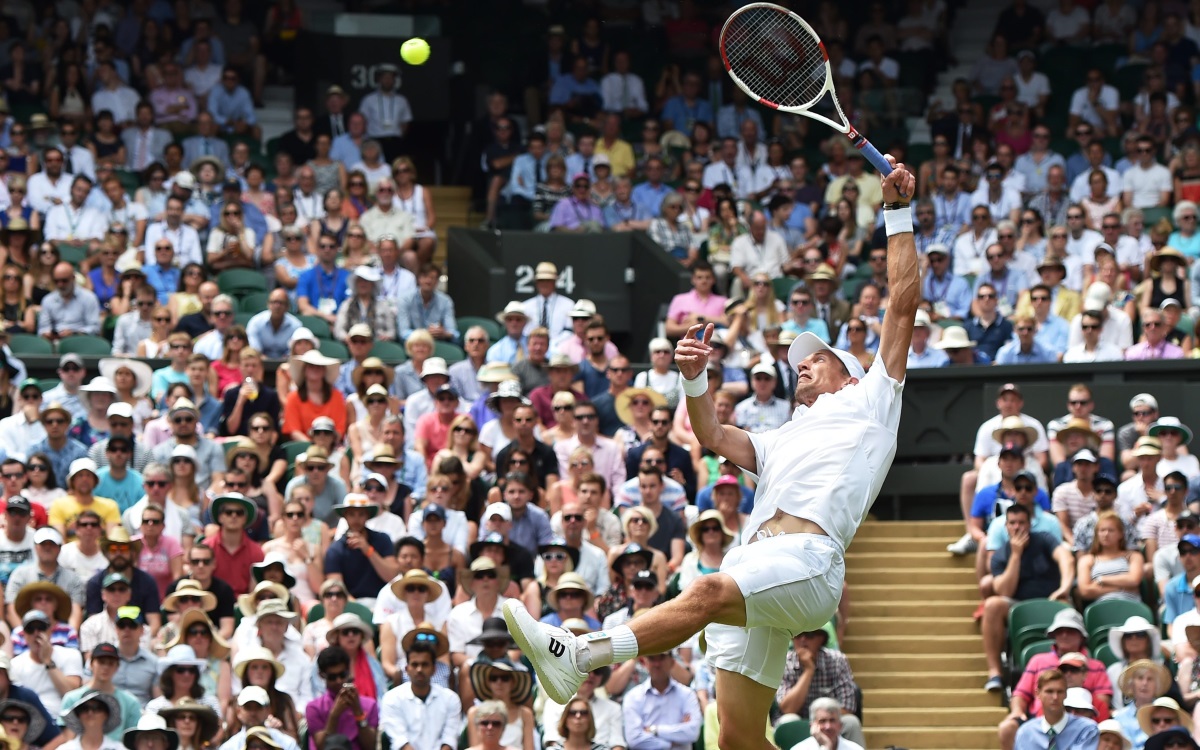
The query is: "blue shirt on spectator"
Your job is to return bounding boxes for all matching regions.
[486,335,527,365]
[246,311,303,359]
[296,265,350,313]
[324,528,394,599]
[27,436,89,488]
[602,200,652,228]
[508,503,554,554]
[549,75,601,107]
[143,264,179,304]
[395,290,458,342]
[178,36,225,65]
[1033,315,1071,356]
[96,467,145,512]
[971,482,1051,525]
[923,272,973,318]
[1012,713,1098,750]
[994,339,1059,365]
[630,182,673,218]
[1165,570,1195,626]
[695,484,755,514]
[207,85,257,130]
[1052,456,1119,487]
[506,153,543,201]
[964,315,1014,360]
[908,346,949,369]
[661,96,714,131]
[974,270,1031,310]
[330,134,363,167]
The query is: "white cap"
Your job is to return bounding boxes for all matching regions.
[1064,687,1094,711]
[107,402,134,419]
[913,309,932,328]
[786,331,866,381]
[34,527,63,545]
[569,300,597,318]
[648,337,672,354]
[749,361,776,378]
[1130,393,1158,411]
[290,327,318,345]
[237,685,271,706]
[420,357,449,378]
[484,502,513,521]
[1083,282,1112,312]
[1072,448,1098,464]
[170,444,198,462]
[173,171,196,190]
[347,323,373,339]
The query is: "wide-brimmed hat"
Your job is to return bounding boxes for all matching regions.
[389,569,444,601]
[252,552,297,589]
[1120,659,1173,700]
[0,700,43,744]
[79,376,118,412]
[477,362,516,384]
[807,263,841,288]
[1054,418,1102,448]
[1046,608,1087,637]
[538,537,580,571]
[1150,246,1189,274]
[1097,719,1132,750]
[98,358,153,398]
[401,621,449,656]
[158,644,207,677]
[225,437,259,469]
[1110,616,1162,661]
[461,557,510,597]
[546,572,593,611]
[688,509,735,548]
[39,402,72,423]
[14,581,71,622]
[1036,255,1066,274]
[232,645,286,682]
[615,387,668,426]
[363,444,399,466]
[611,542,654,575]
[468,657,534,703]
[1134,435,1163,457]
[1146,726,1199,750]
[101,526,142,559]
[325,612,374,645]
[62,690,122,735]
[495,300,530,324]
[1138,696,1192,734]
[210,492,258,525]
[1150,417,1193,444]
[236,580,290,616]
[468,616,515,647]
[242,727,282,750]
[621,506,659,538]
[333,493,379,518]
[486,380,530,413]
[353,356,394,389]
[991,415,1038,446]
[288,349,339,385]
[162,579,218,613]
[67,457,100,488]
[156,698,218,745]
[933,326,975,350]
[164,608,229,659]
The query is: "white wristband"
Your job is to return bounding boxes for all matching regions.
[681,370,709,398]
[884,206,913,237]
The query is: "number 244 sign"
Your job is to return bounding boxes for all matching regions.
[514,264,576,296]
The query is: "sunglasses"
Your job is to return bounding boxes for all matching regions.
[221,508,246,516]
[473,570,498,580]
[285,511,306,519]
[542,552,567,561]
[323,589,347,599]
[563,513,585,522]
[479,720,503,728]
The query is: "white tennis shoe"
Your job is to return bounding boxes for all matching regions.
[502,599,585,704]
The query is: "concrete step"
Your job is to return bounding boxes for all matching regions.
[846,567,976,585]
[842,536,955,553]
[866,688,1000,708]
[847,652,987,671]
[849,583,979,600]
[855,521,961,539]
[852,601,977,618]
[844,634,979,654]
[855,671,986,690]
[866,706,1007,727]
[847,617,979,637]
[846,552,974,569]
[865,726,1000,749]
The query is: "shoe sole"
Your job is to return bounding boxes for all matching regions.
[503,600,575,705]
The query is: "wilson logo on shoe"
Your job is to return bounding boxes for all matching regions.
[548,639,566,658]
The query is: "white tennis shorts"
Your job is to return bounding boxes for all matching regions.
[704,532,845,688]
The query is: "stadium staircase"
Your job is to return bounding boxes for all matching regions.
[428,185,472,266]
[845,520,1004,749]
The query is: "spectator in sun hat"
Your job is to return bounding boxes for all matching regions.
[0,696,52,748]
[59,689,123,746]
[1149,418,1200,478]
[283,445,347,522]
[10,578,77,653]
[1145,725,1198,750]
[448,558,511,667]
[201,492,263,597]
[84,527,160,628]
[325,494,399,605]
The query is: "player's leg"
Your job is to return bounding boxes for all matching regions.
[627,573,748,652]
[713,669,777,750]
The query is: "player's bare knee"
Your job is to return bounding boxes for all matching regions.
[686,573,744,621]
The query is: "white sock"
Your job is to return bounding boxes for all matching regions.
[577,625,639,671]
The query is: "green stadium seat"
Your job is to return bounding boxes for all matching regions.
[58,244,88,268]
[114,169,141,195]
[1093,642,1118,667]
[772,277,799,301]
[281,440,311,467]
[299,316,332,339]
[234,312,254,327]
[370,340,408,364]
[101,313,118,342]
[57,335,112,356]
[1018,640,1055,674]
[318,338,348,360]
[1087,44,1126,77]
[239,291,270,314]
[38,378,61,392]
[1142,207,1174,230]
[773,720,810,749]
[1084,600,1155,651]
[1008,599,1070,658]
[7,334,53,355]
[434,340,466,364]
[306,601,376,638]
[217,269,268,296]
[457,316,503,343]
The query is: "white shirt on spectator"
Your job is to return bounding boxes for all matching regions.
[1069,166,1123,202]
[791,738,864,750]
[1014,72,1051,110]
[360,90,413,138]
[1122,162,1172,208]
[26,172,74,214]
[1062,342,1125,363]
[9,645,84,716]
[951,227,998,278]
[1068,85,1119,130]
[729,231,789,278]
[184,64,222,99]
[858,57,899,82]
[1046,6,1091,41]
[701,161,755,198]
[1111,234,1145,269]
[378,682,461,750]
[1065,228,1103,258]
[969,187,1023,224]
[43,203,107,242]
[92,85,140,124]
[1132,90,1180,119]
[1067,307,1133,350]
[143,222,203,267]
[600,72,649,113]
[447,596,509,661]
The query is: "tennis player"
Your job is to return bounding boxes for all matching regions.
[506,157,919,750]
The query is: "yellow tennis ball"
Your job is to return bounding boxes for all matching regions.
[401,38,430,66]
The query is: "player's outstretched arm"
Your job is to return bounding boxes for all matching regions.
[675,323,758,471]
[876,157,919,383]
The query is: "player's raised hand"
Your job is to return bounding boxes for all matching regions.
[674,323,713,380]
[880,154,915,205]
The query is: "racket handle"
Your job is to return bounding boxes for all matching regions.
[852,136,893,176]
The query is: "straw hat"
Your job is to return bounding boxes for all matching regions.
[363,444,400,466]
[1097,719,1132,750]
[546,572,593,611]
[98,358,153,398]
[1055,418,1102,448]
[688,509,735,548]
[288,349,340,385]
[495,301,529,325]
[235,581,290,616]
[1137,696,1192,734]
[156,699,218,746]
[225,437,260,470]
[164,609,229,660]
[325,612,374,645]
[468,657,534,703]
[14,581,71,622]
[621,506,659,538]
[460,557,510,597]
[807,263,841,288]
[615,387,667,426]
[232,645,285,681]
[990,415,1038,446]
[1119,659,1173,699]
[1150,246,1189,275]
[352,356,394,389]
[162,580,218,613]
[389,569,444,601]
[401,621,449,656]
[932,326,975,350]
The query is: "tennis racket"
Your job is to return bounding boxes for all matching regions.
[719,2,893,177]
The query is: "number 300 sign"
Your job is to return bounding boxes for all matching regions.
[514,264,576,296]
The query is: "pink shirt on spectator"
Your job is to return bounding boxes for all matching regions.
[138,534,184,598]
[1124,341,1185,360]
[1016,649,1112,719]
[414,412,454,468]
[666,289,729,325]
[557,335,619,364]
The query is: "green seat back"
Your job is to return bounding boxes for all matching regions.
[1008,600,1070,655]
[239,291,270,314]
[456,316,503,343]
[38,378,61,392]
[772,720,810,749]
[217,269,269,296]
[370,340,408,364]
[56,335,112,356]
[318,338,348,360]
[1084,600,1155,651]
[772,277,799,301]
[434,340,466,364]
[299,316,332,339]
[8,333,53,355]
[1018,640,1055,674]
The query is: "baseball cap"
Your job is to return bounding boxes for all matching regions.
[1093,473,1117,489]
[221,178,242,192]
[1014,470,1040,485]
[786,331,866,382]
[33,527,63,545]
[238,686,270,706]
[289,327,318,345]
[999,441,1023,458]
[1130,393,1158,411]
[311,416,337,433]
[103,573,130,588]
[107,402,134,419]
[347,323,373,339]
[116,606,143,624]
[423,503,447,521]
[997,383,1022,397]
[749,361,776,378]
[59,353,84,369]
[4,497,30,514]
[22,610,49,626]
[1083,282,1112,312]
[632,569,659,587]
[173,171,196,190]
[1072,449,1098,464]
[484,502,512,522]
[714,475,740,488]
[91,643,120,661]
[1058,652,1088,668]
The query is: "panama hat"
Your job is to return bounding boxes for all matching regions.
[156,699,218,746]
[534,262,559,280]
[62,690,122,735]
[162,579,218,613]
[14,581,71,622]
[352,356,394,389]
[235,581,290,616]
[99,358,153,398]
[39,402,71,423]
[546,572,593,611]
[1120,659,1173,700]
[1055,418,1102,448]
[615,387,667,426]
[933,326,976,350]
[688,509,735,548]
[233,645,286,682]
[461,557,510,597]
[288,349,339,385]
[1096,719,1132,750]
[242,727,282,750]
[325,612,374,645]
[332,493,379,518]
[806,263,841,289]
[991,415,1038,446]
[225,437,260,469]
[389,569,444,601]
[252,552,297,589]
[495,301,530,324]
[164,609,229,659]
[1150,416,1193,444]
[1138,696,1192,734]
[101,526,142,559]
[363,444,400,466]
[469,657,534,703]
[401,621,449,656]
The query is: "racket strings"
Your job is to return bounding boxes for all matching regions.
[723,7,827,108]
